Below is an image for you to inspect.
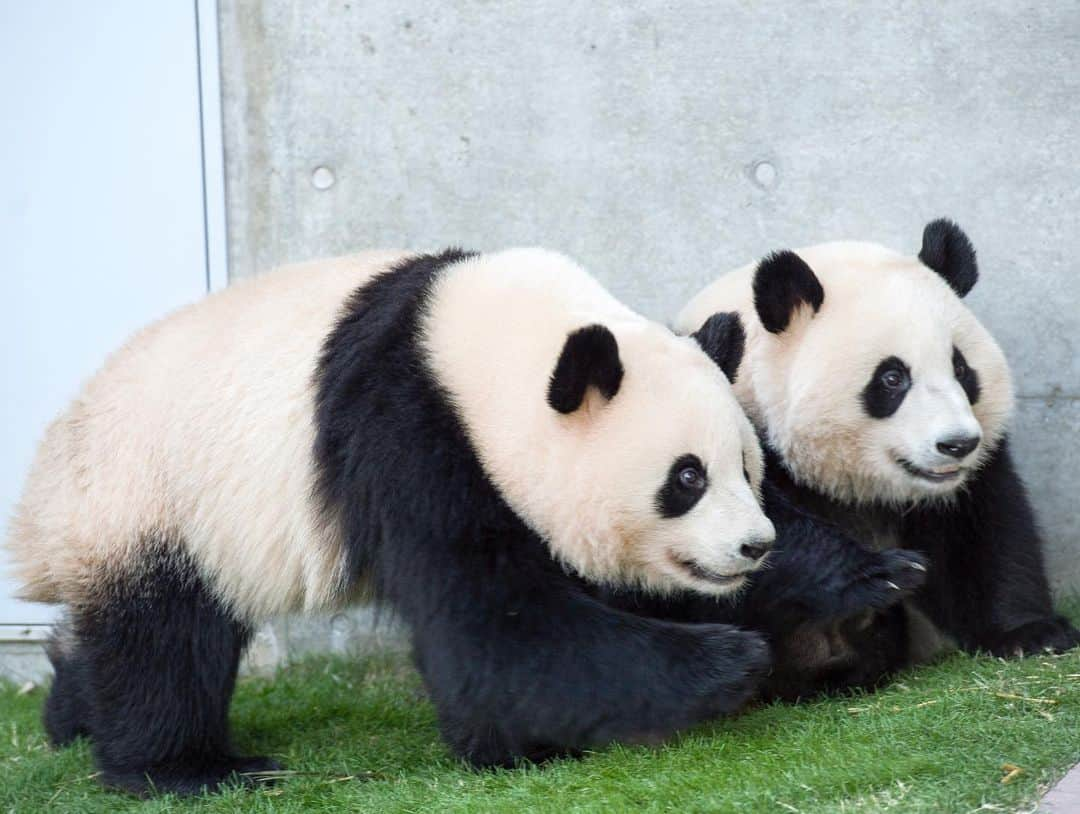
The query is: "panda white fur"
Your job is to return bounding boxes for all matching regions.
[672,219,1080,695]
[7,248,774,795]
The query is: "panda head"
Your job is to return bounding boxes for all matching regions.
[540,312,774,595]
[424,249,774,595]
[680,220,1015,506]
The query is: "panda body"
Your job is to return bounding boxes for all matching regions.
[8,248,774,795]
[671,220,1079,696]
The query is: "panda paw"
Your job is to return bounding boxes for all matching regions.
[989,616,1080,658]
[101,756,284,797]
[696,627,772,715]
[840,549,928,615]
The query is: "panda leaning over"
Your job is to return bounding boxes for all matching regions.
[7,247,777,795]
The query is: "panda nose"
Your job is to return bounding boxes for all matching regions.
[936,434,980,459]
[739,538,772,562]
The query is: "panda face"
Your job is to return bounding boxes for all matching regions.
[578,325,775,595]
[860,345,983,493]
[838,310,991,502]
[676,235,1015,507]
[422,249,774,596]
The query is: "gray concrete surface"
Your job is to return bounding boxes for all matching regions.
[0,641,51,686]
[0,608,408,684]
[214,1,1080,657]
[241,608,408,676]
[1040,763,1080,812]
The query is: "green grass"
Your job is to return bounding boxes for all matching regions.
[3,625,1080,814]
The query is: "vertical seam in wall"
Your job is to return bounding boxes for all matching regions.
[194,0,212,293]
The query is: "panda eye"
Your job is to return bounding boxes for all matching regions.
[678,465,707,491]
[656,454,709,518]
[863,356,911,418]
[952,346,980,404]
[881,369,907,389]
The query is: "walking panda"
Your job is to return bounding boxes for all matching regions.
[671,219,1080,696]
[7,248,778,795]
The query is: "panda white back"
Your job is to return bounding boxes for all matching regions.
[9,250,409,619]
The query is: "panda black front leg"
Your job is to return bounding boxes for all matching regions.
[908,438,1080,658]
[736,484,928,636]
[738,520,927,636]
[989,616,1080,658]
[406,554,771,768]
[65,537,279,797]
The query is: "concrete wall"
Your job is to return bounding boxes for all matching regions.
[217,0,1080,659]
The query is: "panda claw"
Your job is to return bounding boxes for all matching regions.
[910,561,927,572]
[886,581,901,591]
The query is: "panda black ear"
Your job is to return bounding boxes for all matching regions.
[691,312,745,383]
[752,250,824,334]
[547,324,624,414]
[918,218,978,297]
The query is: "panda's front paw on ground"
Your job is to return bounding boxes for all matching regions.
[696,627,772,715]
[102,756,284,798]
[989,616,1080,658]
[841,549,928,614]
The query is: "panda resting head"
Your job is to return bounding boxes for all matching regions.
[676,219,1015,507]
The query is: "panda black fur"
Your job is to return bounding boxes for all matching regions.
[8,248,776,795]
[669,220,1080,698]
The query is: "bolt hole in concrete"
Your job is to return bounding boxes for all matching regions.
[330,613,355,636]
[311,166,336,190]
[330,613,356,654]
[751,160,777,189]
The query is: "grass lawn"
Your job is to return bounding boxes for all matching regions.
[3,616,1080,814]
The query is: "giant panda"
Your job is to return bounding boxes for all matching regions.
[670,219,1080,697]
[6,247,778,796]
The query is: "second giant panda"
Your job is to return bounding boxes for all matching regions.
[672,219,1080,697]
[6,248,778,796]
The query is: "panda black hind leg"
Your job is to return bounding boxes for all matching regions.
[70,534,278,797]
[43,615,92,747]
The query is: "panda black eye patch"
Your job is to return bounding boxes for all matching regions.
[656,454,709,519]
[861,356,911,419]
[952,346,980,404]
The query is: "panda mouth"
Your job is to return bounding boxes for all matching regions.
[669,553,751,587]
[896,457,964,483]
